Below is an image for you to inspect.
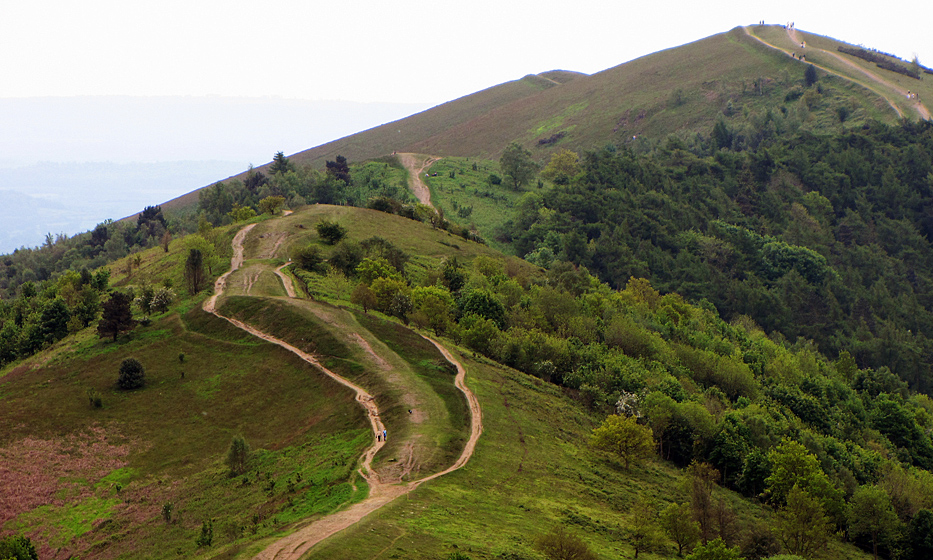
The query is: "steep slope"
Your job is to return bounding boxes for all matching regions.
[157,25,914,218]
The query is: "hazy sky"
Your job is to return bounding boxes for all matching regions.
[4,0,932,105]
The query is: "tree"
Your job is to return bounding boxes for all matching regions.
[270,151,291,175]
[228,203,257,222]
[847,485,900,560]
[686,461,721,543]
[590,414,655,469]
[150,287,175,313]
[316,220,348,245]
[908,509,933,560]
[160,230,172,253]
[804,64,818,87]
[766,439,840,513]
[196,519,213,547]
[534,526,598,560]
[685,538,742,560]
[117,357,145,390]
[294,244,325,272]
[0,535,38,560]
[325,155,351,184]
[660,502,701,557]
[97,291,136,342]
[225,435,251,476]
[411,285,455,335]
[185,248,206,295]
[776,485,833,559]
[630,497,662,558]
[259,195,286,215]
[499,142,538,190]
[351,283,377,313]
[540,149,581,184]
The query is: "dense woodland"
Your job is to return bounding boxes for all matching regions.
[289,226,933,558]
[506,119,933,396]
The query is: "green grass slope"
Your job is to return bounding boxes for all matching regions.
[159,25,916,219]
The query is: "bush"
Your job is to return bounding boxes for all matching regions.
[86,388,103,408]
[226,435,251,476]
[294,244,325,272]
[316,220,348,245]
[117,358,145,390]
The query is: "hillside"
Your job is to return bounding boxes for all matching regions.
[156,24,927,218]
[6,23,933,560]
[5,205,932,559]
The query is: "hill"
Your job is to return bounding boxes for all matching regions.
[4,205,931,559]
[156,25,930,219]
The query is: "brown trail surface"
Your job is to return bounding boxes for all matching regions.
[203,223,482,560]
[744,26,931,120]
[397,153,439,207]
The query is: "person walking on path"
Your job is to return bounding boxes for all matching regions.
[383,429,387,441]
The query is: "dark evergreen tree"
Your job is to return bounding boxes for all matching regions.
[185,248,206,294]
[805,64,818,87]
[270,151,291,175]
[325,155,351,184]
[97,291,136,342]
[117,357,145,390]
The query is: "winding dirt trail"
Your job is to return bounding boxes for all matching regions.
[204,224,482,560]
[743,26,931,121]
[397,153,439,207]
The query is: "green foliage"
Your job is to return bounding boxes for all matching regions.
[97,291,136,342]
[589,414,655,469]
[196,519,213,547]
[847,485,899,559]
[659,502,700,557]
[629,497,663,558]
[499,143,539,190]
[117,357,145,390]
[0,535,38,560]
[540,149,581,184]
[685,538,742,560]
[225,435,251,477]
[908,509,933,560]
[316,219,348,245]
[294,244,325,273]
[356,256,403,284]
[258,195,286,215]
[776,486,833,559]
[184,248,206,295]
[228,203,257,222]
[804,64,818,87]
[534,526,598,560]
[270,151,291,175]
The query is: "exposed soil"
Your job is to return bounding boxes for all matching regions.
[744,26,931,121]
[204,223,483,560]
[397,153,440,207]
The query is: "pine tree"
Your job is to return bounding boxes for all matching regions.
[97,291,136,342]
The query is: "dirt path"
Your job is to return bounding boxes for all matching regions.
[744,26,931,120]
[274,264,298,298]
[204,224,483,560]
[397,153,440,207]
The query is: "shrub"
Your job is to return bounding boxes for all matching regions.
[86,388,103,408]
[226,435,251,476]
[316,220,348,245]
[117,358,145,390]
[196,519,213,547]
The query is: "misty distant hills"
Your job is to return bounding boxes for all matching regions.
[0,96,429,251]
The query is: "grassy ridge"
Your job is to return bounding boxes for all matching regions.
[0,301,369,558]
[307,352,874,559]
[355,311,470,471]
